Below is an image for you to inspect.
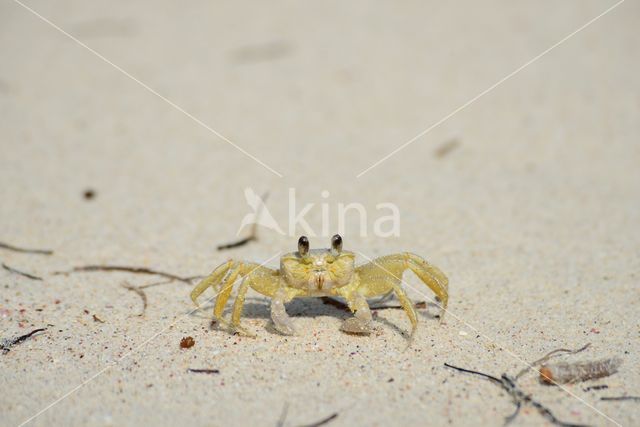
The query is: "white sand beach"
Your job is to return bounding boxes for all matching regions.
[1,1,638,426]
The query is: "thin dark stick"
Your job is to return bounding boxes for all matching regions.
[444,362,502,383]
[504,401,522,425]
[583,385,608,392]
[0,241,53,255]
[55,265,193,284]
[1,328,47,354]
[501,374,587,427]
[139,275,204,289]
[217,192,269,251]
[217,236,256,250]
[600,396,640,402]
[121,282,147,316]
[276,402,289,427]
[2,263,43,281]
[187,368,220,374]
[298,413,338,427]
[527,396,587,427]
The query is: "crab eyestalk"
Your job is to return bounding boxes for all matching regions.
[298,235,309,256]
[331,234,343,254]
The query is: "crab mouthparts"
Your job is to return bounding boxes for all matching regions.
[309,271,330,291]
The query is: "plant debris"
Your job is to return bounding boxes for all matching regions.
[229,41,292,64]
[2,262,43,281]
[540,357,622,385]
[583,384,608,392]
[217,192,269,251]
[121,282,147,316]
[139,275,205,289]
[0,241,53,255]
[180,336,195,349]
[434,138,461,158]
[444,363,586,427]
[600,396,640,402]
[56,265,194,284]
[1,328,47,354]
[276,402,289,427]
[217,236,257,251]
[445,344,595,426]
[187,368,220,374]
[83,189,96,200]
[515,343,591,379]
[299,412,338,427]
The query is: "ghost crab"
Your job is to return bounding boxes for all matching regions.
[191,235,448,338]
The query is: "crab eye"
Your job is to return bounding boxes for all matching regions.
[298,235,309,256]
[331,234,342,253]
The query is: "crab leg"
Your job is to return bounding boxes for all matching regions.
[190,260,244,331]
[271,287,298,336]
[389,283,419,337]
[213,263,242,321]
[190,260,234,307]
[357,253,448,313]
[229,276,256,336]
[340,291,373,334]
[355,252,448,336]
[404,253,448,313]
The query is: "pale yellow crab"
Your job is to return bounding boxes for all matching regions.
[190,235,448,337]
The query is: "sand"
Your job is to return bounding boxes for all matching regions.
[1,1,639,426]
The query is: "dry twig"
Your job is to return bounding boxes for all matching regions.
[217,192,269,251]
[0,241,53,255]
[298,413,338,427]
[138,275,204,289]
[2,263,43,281]
[56,265,194,284]
[583,385,608,392]
[444,363,587,427]
[217,236,257,250]
[444,344,593,426]
[121,282,147,316]
[1,328,47,354]
[187,368,220,374]
[600,396,640,402]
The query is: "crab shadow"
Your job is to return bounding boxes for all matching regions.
[190,297,441,338]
